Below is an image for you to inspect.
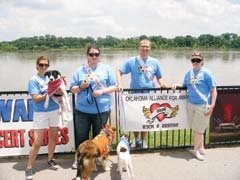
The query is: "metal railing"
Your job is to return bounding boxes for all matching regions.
[1,86,240,153]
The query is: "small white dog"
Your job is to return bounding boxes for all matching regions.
[44,70,71,123]
[117,134,135,180]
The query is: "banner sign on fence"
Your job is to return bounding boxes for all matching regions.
[0,94,75,157]
[120,91,189,131]
[210,90,240,143]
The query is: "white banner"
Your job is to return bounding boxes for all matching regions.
[120,91,189,131]
[0,94,75,157]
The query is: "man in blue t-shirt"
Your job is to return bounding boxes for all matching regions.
[116,39,168,149]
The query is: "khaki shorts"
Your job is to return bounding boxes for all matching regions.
[33,109,60,129]
[187,103,209,133]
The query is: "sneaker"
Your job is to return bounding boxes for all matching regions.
[136,139,148,149]
[72,160,78,169]
[142,140,148,149]
[192,150,204,161]
[131,138,137,148]
[199,149,205,155]
[25,168,33,180]
[48,159,60,170]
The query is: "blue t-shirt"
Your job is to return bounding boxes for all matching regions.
[119,56,162,89]
[70,63,117,114]
[182,67,216,105]
[28,74,59,112]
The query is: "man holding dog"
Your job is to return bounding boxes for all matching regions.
[116,39,169,148]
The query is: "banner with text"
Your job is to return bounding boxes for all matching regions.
[0,94,75,157]
[120,91,189,131]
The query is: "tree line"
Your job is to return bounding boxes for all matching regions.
[0,33,240,51]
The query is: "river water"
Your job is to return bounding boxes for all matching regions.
[0,50,239,91]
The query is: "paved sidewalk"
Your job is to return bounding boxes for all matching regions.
[0,147,239,180]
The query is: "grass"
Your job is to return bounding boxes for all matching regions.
[112,127,211,151]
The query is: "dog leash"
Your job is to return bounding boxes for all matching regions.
[117,91,129,134]
[89,84,104,128]
[117,91,122,136]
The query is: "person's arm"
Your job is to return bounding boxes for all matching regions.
[31,93,47,103]
[205,87,217,116]
[92,85,118,97]
[157,77,169,88]
[116,69,124,91]
[70,80,90,94]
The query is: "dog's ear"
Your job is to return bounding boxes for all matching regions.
[55,70,61,76]
[112,126,116,132]
[44,71,50,77]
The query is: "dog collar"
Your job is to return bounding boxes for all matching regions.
[120,137,130,151]
[102,129,115,140]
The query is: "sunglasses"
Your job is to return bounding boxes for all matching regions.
[88,53,100,57]
[191,58,202,63]
[38,63,49,67]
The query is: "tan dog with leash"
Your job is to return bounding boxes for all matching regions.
[75,124,116,180]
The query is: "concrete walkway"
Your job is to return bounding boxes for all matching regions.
[0,146,239,180]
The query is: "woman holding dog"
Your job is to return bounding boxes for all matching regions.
[25,56,60,180]
[70,44,117,168]
[172,51,217,161]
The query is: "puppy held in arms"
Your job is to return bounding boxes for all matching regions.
[75,124,116,180]
[44,70,71,123]
[117,134,135,180]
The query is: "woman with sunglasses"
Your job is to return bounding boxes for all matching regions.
[70,45,117,169]
[172,51,217,161]
[25,56,61,180]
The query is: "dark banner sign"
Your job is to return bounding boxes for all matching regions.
[210,89,240,143]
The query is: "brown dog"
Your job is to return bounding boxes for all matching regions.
[75,124,116,180]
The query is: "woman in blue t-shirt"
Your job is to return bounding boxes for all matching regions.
[25,56,60,180]
[173,51,217,161]
[70,45,117,168]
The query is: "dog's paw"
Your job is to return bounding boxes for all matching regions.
[94,166,98,171]
[76,177,81,180]
[103,166,111,171]
[44,102,48,109]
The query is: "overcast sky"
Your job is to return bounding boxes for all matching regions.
[0,0,240,41]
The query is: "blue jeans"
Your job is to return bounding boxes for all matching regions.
[74,109,110,148]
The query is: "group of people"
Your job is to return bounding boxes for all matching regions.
[25,39,217,180]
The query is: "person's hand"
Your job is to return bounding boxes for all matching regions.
[172,83,179,90]
[79,80,90,89]
[204,104,215,116]
[116,84,123,92]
